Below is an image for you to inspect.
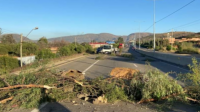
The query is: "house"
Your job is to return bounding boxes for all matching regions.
[106,41,115,44]
[50,47,59,53]
[89,42,108,48]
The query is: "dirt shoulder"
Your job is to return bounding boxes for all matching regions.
[10,54,86,75]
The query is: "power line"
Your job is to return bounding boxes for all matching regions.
[166,18,200,32]
[144,24,153,32]
[156,0,196,23]
[143,0,196,32]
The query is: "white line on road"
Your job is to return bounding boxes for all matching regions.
[82,60,100,75]
[133,64,138,67]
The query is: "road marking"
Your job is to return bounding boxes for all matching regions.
[133,64,138,67]
[49,56,85,69]
[160,61,189,72]
[31,102,48,112]
[82,60,100,75]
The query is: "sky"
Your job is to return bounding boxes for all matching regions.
[0,0,200,40]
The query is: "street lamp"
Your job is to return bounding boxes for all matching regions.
[134,21,144,49]
[20,27,38,67]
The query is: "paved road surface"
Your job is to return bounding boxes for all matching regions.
[56,47,189,79]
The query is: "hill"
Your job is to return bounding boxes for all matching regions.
[47,33,152,43]
[48,33,126,43]
[0,34,32,42]
[140,32,194,41]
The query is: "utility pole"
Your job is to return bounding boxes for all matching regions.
[0,28,2,41]
[139,25,141,49]
[20,34,23,67]
[134,21,144,50]
[153,0,156,51]
[171,29,174,51]
[75,36,77,48]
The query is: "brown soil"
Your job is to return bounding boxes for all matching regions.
[110,67,139,79]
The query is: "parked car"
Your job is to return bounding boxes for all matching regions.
[96,47,102,54]
[100,45,114,54]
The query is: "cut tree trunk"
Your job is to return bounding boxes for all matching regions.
[0,84,56,90]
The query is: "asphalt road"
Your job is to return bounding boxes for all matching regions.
[56,47,189,79]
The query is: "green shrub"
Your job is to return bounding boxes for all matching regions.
[155,46,160,51]
[36,49,56,60]
[14,42,38,56]
[58,46,72,56]
[177,42,199,54]
[0,45,9,55]
[166,45,171,51]
[0,56,19,74]
[178,58,200,100]
[76,45,86,53]
[82,43,94,53]
[105,85,127,102]
[129,70,185,101]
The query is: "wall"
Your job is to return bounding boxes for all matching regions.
[17,55,36,65]
[136,49,200,67]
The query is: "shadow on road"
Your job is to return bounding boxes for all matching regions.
[36,89,71,112]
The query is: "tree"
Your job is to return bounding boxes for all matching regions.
[38,37,48,44]
[116,37,124,44]
[1,34,16,44]
[37,37,48,49]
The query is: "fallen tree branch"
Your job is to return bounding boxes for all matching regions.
[0,84,56,90]
[0,97,13,104]
[0,78,10,87]
[61,77,92,87]
[186,97,200,103]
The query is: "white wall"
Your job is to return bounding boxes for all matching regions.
[17,55,36,65]
[136,49,200,67]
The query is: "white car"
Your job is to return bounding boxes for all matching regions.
[100,45,113,54]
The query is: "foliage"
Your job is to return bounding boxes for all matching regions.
[1,34,15,44]
[37,37,48,49]
[14,42,38,56]
[141,39,170,50]
[38,37,48,44]
[166,45,171,51]
[58,46,72,56]
[36,49,56,60]
[0,44,9,55]
[129,70,185,101]
[176,42,199,54]
[81,43,94,53]
[155,46,161,51]
[178,58,200,86]
[76,45,86,53]
[115,37,124,44]
[113,43,119,48]
[0,56,19,74]
[177,58,200,100]
[105,85,127,102]
[58,43,94,56]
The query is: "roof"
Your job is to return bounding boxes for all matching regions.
[89,42,108,45]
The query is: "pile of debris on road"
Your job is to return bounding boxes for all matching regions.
[0,67,198,111]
